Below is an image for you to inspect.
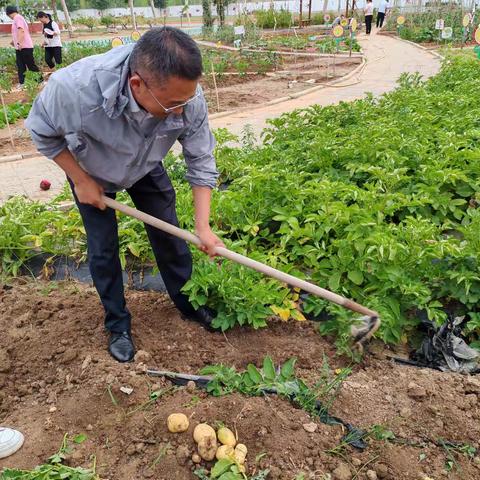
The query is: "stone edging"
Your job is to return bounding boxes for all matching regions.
[0,151,39,164]
[387,36,445,60]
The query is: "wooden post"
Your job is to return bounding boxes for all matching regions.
[211,63,220,112]
[308,0,312,23]
[299,0,303,28]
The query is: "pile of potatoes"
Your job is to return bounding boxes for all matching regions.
[167,414,248,470]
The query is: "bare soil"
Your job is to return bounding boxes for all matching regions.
[1,280,479,479]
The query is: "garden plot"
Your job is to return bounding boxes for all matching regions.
[0,282,479,479]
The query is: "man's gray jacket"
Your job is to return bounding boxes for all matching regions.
[25,44,218,191]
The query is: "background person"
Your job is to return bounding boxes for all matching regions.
[376,0,389,28]
[26,27,224,363]
[365,0,374,35]
[5,5,41,87]
[37,11,62,69]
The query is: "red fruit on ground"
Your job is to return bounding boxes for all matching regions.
[40,180,51,191]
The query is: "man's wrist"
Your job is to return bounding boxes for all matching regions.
[71,171,91,187]
[195,223,211,232]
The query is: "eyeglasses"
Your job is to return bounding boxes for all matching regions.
[135,71,199,114]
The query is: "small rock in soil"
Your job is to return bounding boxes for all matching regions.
[81,355,92,371]
[135,350,151,363]
[352,458,362,467]
[464,376,480,394]
[400,407,412,418]
[126,444,136,456]
[135,442,145,453]
[332,462,352,480]
[186,380,196,393]
[366,470,378,480]
[302,422,318,433]
[192,453,201,464]
[408,382,427,399]
[376,464,389,479]
[176,445,190,466]
[61,349,77,363]
[86,424,93,431]
[0,349,11,373]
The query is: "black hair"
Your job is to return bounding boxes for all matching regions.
[37,11,54,38]
[5,5,18,15]
[129,27,203,85]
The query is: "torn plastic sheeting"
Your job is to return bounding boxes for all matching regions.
[411,313,479,374]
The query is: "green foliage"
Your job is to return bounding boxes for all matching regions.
[201,356,351,418]
[254,7,292,29]
[100,14,116,27]
[194,458,270,479]
[154,0,167,9]
[2,57,480,350]
[0,101,31,130]
[0,73,12,94]
[386,6,479,45]
[61,0,81,12]
[250,34,360,54]
[24,71,42,103]
[91,0,111,11]
[18,1,47,23]
[310,13,326,25]
[0,433,97,479]
[74,16,99,31]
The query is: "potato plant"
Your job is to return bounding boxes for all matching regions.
[1,57,480,351]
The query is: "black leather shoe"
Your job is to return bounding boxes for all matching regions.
[108,331,135,363]
[181,306,218,332]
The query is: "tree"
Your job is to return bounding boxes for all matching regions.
[127,0,136,30]
[91,0,111,11]
[62,0,81,11]
[213,0,231,26]
[59,0,74,36]
[202,0,213,28]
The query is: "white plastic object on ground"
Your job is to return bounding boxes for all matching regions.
[0,427,24,459]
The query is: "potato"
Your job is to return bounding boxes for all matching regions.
[193,423,216,443]
[167,413,189,433]
[217,427,236,447]
[198,436,217,461]
[234,443,248,464]
[192,453,202,464]
[216,445,234,460]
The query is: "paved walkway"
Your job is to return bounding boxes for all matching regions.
[0,33,440,204]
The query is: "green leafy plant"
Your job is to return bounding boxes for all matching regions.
[0,433,97,479]
[194,457,270,479]
[201,356,350,419]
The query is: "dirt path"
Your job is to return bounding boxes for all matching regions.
[209,31,441,136]
[0,282,479,479]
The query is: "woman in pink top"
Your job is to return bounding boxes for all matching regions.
[6,5,41,85]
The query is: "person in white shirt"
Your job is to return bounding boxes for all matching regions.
[364,0,374,34]
[376,0,389,28]
[36,11,62,68]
